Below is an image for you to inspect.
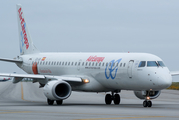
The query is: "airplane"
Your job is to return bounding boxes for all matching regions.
[0,4,178,107]
[0,77,11,82]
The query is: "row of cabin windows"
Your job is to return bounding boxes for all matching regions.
[32,61,126,67]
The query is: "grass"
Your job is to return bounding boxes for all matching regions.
[167,82,179,90]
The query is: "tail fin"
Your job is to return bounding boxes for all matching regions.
[16,4,39,55]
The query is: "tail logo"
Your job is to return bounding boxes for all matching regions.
[18,7,29,51]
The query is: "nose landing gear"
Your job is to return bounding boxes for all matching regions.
[143,100,152,107]
[105,91,120,105]
[143,92,152,107]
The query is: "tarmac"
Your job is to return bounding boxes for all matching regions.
[0,82,179,120]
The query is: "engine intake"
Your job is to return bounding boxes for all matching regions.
[134,91,161,100]
[43,80,72,100]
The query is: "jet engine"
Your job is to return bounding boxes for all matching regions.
[43,80,72,100]
[134,91,161,99]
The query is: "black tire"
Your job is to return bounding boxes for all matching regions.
[147,101,152,107]
[105,94,112,105]
[56,100,63,105]
[47,99,54,105]
[114,94,120,105]
[143,100,148,107]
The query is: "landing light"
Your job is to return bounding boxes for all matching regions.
[82,79,90,83]
[147,97,150,100]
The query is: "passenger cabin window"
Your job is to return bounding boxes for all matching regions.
[92,62,94,66]
[147,61,158,67]
[86,62,88,66]
[106,63,108,66]
[71,62,73,66]
[120,63,122,67]
[123,63,125,67]
[99,62,101,66]
[102,62,105,66]
[54,62,56,65]
[113,63,115,67]
[138,61,146,67]
[82,62,84,66]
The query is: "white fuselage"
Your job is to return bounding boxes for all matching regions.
[17,52,172,92]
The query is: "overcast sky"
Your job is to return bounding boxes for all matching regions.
[0,0,179,81]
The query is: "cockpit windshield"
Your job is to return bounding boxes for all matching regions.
[147,61,158,67]
[157,61,165,67]
[138,61,166,67]
[138,61,146,67]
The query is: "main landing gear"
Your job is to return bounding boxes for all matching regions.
[105,92,120,105]
[47,99,63,105]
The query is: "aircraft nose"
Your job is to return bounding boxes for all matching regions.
[159,74,172,89]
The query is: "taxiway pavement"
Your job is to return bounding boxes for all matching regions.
[0,82,179,120]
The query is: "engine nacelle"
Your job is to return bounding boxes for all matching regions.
[134,91,161,100]
[43,80,71,100]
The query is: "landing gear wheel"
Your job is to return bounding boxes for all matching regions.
[105,94,112,105]
[143,100,148,107]
[56,100,63,105]
[147,101,152,107]
[114,94,120,105]
[47,99,54,105]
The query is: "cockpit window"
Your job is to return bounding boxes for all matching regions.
[147,61,158,67]
[138,61,146,67]
[158,61,165,67]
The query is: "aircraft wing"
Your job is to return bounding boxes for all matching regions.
[170,71,179,76]
[0,73,83,84]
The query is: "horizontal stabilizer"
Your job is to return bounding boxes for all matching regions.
[0,58,23,63]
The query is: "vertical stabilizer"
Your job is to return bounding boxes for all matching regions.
[16,4,39,55]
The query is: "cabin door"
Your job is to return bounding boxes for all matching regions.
[127,60,134,78]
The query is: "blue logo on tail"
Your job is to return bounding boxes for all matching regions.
[105,59,122,79]
[20,23,26,54]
